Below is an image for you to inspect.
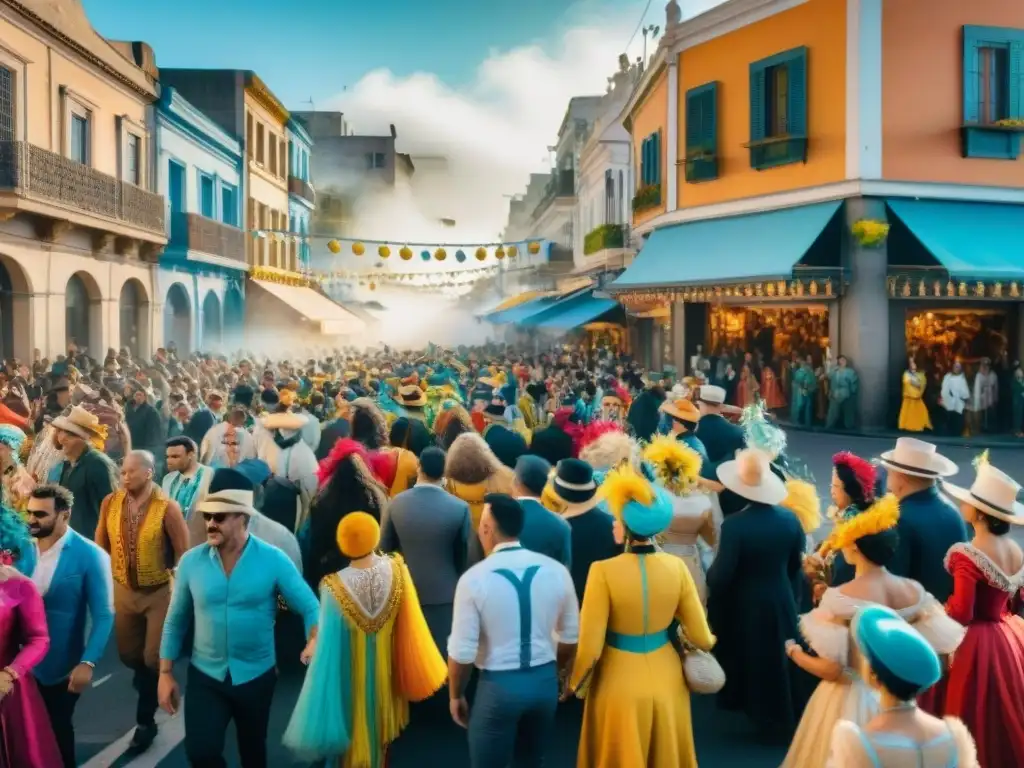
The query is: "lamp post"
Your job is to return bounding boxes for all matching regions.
[642,24,660,64]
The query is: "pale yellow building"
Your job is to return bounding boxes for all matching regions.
[0,0,167,359]
[244,75,292,270]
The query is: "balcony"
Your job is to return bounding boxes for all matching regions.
[532,169,575,220]
[584,223,625,255]
[0,140,166,254]
[288,175,316,206]
[169,212,246,266]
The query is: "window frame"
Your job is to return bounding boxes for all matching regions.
[748,46,808,171]
[684,81,719,183]
[0,43,29,143]
[60,86,97,167]
[962,25,1024,160]
[197,171,216,219]
[255,122,265,165]
[220,183,238,226]
[117,114,147,187]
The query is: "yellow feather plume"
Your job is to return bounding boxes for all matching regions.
[973,450,990,471]
[780,479,822,534]
[642,435,702,495]
[820,493,900,555]
[598,464,654,520]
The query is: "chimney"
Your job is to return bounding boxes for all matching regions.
[389,123,397,139]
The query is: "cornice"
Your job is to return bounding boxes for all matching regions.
[245,72,289,125]
[286,117,313,148]
[163,88,241,157]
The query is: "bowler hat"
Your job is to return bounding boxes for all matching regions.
[552,458,597,504]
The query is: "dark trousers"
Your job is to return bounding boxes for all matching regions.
[184,665,277,768]
[468,662,558,768]
[37,681,80,768]
[946,410,965,437]
[133,666,159,727]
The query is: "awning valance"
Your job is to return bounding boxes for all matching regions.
[250,280,364,335]
[529,291,621,331]
[486,296,559,325]
[886,199,1024,281]
[611,201,842,291]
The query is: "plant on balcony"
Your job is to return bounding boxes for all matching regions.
[684,147,718,183]
[850,219,890,248]
[631,184,662,213]
[583,224,625,255]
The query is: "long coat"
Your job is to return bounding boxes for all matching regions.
[695,413,745,480]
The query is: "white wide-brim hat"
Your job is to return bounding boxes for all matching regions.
[196,489,257,517]
[261,411,308,432]
[697,385,726,406]
[942,463,1024,524]
[879,437,957,479]
[716,449,788,506]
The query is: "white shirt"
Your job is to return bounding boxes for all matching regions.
[941,373,971,414]
[32,531,69,596]
[448,541,579,671]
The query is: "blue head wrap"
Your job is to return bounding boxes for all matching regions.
[0,505,32,564]
[740,402,786,459]
[0,425,25,465]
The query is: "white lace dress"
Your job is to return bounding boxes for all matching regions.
[781,584,965,768]
[827,717,978,767]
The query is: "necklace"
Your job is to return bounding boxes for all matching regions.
[881,702,917,714]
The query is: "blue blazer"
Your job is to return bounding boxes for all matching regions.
[23,530,115,686]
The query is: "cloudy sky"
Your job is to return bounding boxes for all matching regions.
[86,0,725,241]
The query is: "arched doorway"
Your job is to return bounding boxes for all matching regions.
[163,283,192,355]
[65,272,101,355]
[118,279,147,357]
[223,283,244,345]
[202,291,222,348]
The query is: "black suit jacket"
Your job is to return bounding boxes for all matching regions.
[696,413,745,480]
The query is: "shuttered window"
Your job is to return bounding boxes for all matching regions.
[684,82,718,182]
[962,25,1024,160]
[748,46,808,169]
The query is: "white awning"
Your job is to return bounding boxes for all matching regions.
[250,280,365,335]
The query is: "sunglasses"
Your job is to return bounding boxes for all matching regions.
[202,512,240,524]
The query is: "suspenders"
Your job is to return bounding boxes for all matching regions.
[494,565,540,670]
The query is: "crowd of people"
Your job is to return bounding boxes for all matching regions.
[0,340,1020,767]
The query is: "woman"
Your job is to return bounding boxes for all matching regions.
[0,425,33,514]
[736,363,758,408]
[577,420,640,482]
[567,464,714,768]
[935,457,1024,766]
[643,435,715,604]
[432,403,473,451]
[283,513,447,767]
[443,433,514,529]
[899,359,932,432]
[760,364,786,411]
[827,604,978,767]
[348,398,419,497]
[782,494,964,768]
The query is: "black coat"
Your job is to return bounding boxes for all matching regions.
[888,486,969,603]
[696,413,746,480]
[528,424,574,466]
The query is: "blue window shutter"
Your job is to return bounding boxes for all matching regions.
[655,130,662,184]
[640,137,648,185]
[750,65,766,141]
[786,48,808,136]
[685,89,701,150]
[1010,40,1023,118]
[963,29,981,124]
[704,84,718,151]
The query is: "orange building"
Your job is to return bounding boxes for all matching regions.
[613,0,1024,430]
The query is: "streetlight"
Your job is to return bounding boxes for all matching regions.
[642,24,660,63]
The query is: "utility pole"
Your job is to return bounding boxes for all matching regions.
[642,24,661,64]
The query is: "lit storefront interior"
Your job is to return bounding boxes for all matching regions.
[709,304,831,365]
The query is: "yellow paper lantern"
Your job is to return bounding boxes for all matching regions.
[495,246,506,260]
[475,247,487,261]
[327,240,341,254]
[369,282,377,291]
[507,245,518,258]
[378,245,390,258]
[353,242,365,256]
[435,248,447,261]
[528,241,541,254]
[400,246,413,261]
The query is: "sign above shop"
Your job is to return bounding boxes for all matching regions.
[887,275,1023,301]
[616,277,841,308]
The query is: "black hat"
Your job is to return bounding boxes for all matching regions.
[260,388,280,407]
[208,467,254,494]
[515,455,551,497]
[232,384,255,408]
[484,403,505,418]
[552,458,597,504]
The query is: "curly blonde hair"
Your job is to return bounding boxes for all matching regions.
[580,432,640,472]
[445,433,507,485]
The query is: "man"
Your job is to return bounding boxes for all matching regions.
[469,455,571,568]
[879,437,969,602]
[162,436,213,529]
[659,398,709,463]
[694,384,745,480]
[95,450,191,754]
[480,401,528,469]
[25,484,114,768]
[448,494,579,767]
[53,405,117,536]
[381,446,470,654]
[158,483,319,767]
[826,354,860,430]
[124,384,164,458]
[941,361,971,437]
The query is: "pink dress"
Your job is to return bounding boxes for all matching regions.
[0,573,61,767]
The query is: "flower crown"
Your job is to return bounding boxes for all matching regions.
[641,435,702,496]
[820,493,900,555]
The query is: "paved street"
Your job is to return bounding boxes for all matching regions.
[72,431,1024,767]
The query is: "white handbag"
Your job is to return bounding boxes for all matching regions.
[680,636,725,695]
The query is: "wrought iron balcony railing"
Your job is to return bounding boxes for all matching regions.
[169,211,246,264]
[288,175,315,205]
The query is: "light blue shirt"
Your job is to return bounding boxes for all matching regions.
[160,534,319,684]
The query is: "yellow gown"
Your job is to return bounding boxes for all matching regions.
[569,548,714,768]
[898,370,932,432]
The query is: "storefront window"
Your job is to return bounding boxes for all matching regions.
[906,309,1009,371]
[708,306,830,365]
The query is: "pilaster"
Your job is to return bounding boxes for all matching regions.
[670,300,687,371]
[666,58,679,211]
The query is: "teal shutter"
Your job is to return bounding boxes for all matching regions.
[655,130,662,184]
[963,28,981,123]
[639,137,647,185]
[644,136,652,185]
[750,65,766,141]
[1010,40,1023,118]
[786,47,808,136]
[685,89,701,151]
[703,84,718,152]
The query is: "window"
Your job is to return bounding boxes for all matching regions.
[748,46,808,169]
[125,134,140,185]
[978,46,1009,123]
[199,174,215,218]
[221,185,237,226]
[684,82,719,182]
[70,114,88,164]
[301,151,309,181]
[268,133,277,175]
[0,66,14,143]
[279,139,287,179]
[639,131,661,187]
[604,169,615,224]
[962,26,1024,159]
[366,152,385,169]
[256,123,265,164]
[246,112,254,158]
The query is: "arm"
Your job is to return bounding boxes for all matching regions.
[555,565,580,680]
[447,575,480,701]
[6,578,50,676]
[163,501,191,565]
[159,555,195,665]
[675,557,715,651]
[94,495,112,553]
[567,562,608,694]
[276,549,319,640]
[379,503,400,554]
[944,554,978,625]
[81,547,115,666]
[787,640,844,682]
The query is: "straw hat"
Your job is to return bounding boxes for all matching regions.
[942,463,1024,524]
[879,437,957,479]
[659,398,700,424]
[716,449,788,505]
[261,411,308,432]
[196,489,257,517]
[696,385,726,405]
[398,384,427,408]
[51,405,105,441]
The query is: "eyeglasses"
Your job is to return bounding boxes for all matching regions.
[202,512,240,524]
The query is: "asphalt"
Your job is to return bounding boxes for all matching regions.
[69,431,1024,767]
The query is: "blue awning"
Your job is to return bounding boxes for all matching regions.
[528,291,621,330]
[886,199,1024,280]
[611,201,842,290]
[486,296,559,325]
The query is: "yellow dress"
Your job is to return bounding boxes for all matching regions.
[898,370,932,432]
[569,549,714,768]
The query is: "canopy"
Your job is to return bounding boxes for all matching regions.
[250,280,365,335]
[529,291,621,330]
[486,295,560,325]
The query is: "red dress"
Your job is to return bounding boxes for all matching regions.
[760,368,787,410]
[940,542,1024,768]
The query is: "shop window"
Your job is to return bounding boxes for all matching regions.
[684,81,719,183]
[708,305,830,366]
[748,47,808,170]
[961,25,1024,160]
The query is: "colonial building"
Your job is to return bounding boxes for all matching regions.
[155,85,246,354]
[286,117,315,270]
[0,0,166,359]
[613,0,1024,428]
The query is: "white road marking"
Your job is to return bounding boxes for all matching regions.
[80,703,185,768]
[91,674,112,688]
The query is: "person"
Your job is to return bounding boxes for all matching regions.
[381,446,471,653]
[658,398,708,463]
[568,464,714,767]
[162,435,213,524]
[940,362,970,437]
[25,484,114,768]
[694,385,745,480]
[283,512,447,766]
[94,450,191,754]
[935,457,1024,766]
[878,438,969,602]
[447,493,578,767]
[790,358,816,427]
[347,398,419,497]
[52,405,116,536]
[0,423,34,513]
[706,449,806,740]
[512,454,572,567]
[827,604,979,767]
[159,485,320,768]
[898,359,932,432]
[444,432,515,529]
[256,411,319,528]
[826,355,859,429]
[210,468,303,570]
[782,493,964,768]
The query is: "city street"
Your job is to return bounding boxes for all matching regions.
[74,430,1024,768]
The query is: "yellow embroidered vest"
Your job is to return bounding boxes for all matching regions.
[107,489,170,588]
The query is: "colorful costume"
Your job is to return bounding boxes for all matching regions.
[0,425,33,515]
[899,369,932,432]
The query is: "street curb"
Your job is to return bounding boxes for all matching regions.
[778,422,1023,450]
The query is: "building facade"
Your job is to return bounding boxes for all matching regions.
[287,117,315,270]
[0,0,166,359]
[155,85,246,354]
[613,0,1024,429]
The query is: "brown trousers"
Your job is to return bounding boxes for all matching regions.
[113,582,170,670]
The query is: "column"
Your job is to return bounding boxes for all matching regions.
[839,197,890,429]
[651,320,665,372]
[670,300,686,372]
[666,59,679,211]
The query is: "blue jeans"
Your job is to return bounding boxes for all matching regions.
[469,662,558,767]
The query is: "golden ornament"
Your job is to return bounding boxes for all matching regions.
[495,246,506,260]
[958,282,967,297]
[435,248,447,261]
[507,245,518,258]
[352,242,365,256]
[946,281,955,297]
[527,241,540,254]
[901,281,911,297]
[378,245,390,258]
[475,247,487,261]
[369,282,376,291]
[811,281,820,296]
[400,246,413,261]
[918,280,926,297]
[327,240,341,254]
[826,279,835,297]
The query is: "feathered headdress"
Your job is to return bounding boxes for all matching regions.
[316,437,392,489]
[578,420,624,453]
[642,435,702,496]
[740,403,786,460]
[833,451,877,503]
[0,424,26,464]
[599,464,655,520]
[973,450,990,470]
[819,493,900,555]
[780,478,822,533]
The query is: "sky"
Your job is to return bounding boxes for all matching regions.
[83,0,725,241]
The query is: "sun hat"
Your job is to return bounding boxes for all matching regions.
[336,512,380,558]
[196,489,257,517]
[716,449,788,505]
[599,464,673,538]
[51,405,105,441]
[659,398,700,425]
[552,458,598,504]
[852,604,942,693]
[261,411,308,432]
[942,459,1024,524]
[878,437,957,479]
[696,385,726,406]
[398,384,427,408]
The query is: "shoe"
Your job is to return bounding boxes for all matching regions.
[126,723,158,754]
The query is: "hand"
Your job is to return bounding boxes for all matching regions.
[0,671,13,699]
[559,686,575,702]
[300,637,316,666]
[157,672,180,715]
[67,663,93,694]
[449,696,469,728]
[784,639,798,659]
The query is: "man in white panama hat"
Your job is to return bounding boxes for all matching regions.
[52,405,117,537]
[879,437,969,602]
[694,385,745,480]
